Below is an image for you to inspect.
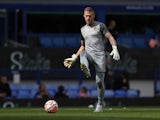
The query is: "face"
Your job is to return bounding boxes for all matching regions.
[39,84,46,91]
[0,76,7,84]
[83,10,95,25]
[109,20,116,29]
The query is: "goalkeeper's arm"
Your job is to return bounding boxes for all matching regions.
[63,40,85,68]
[105,32,120,61]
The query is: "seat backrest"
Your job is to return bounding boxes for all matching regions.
[104,90,115,98]
[91,90,98,98]
[115,90,126,98]
[40,37,52,47]
[68,90,78,98]
[127,89,139,98]
[52,37,65,48]
[17,90,30,98]
[67,84,80,92]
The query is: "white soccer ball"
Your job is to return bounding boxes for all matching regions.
[44,100,58,113]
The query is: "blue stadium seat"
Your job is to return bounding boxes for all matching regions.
[91,90,98,98]
[156,84,160,92]
[68,90,78,98]
[65,37,80,47]
[40,37,52,47]
[10,84,34,98]
[67,84,80,92]
[90,85,97,91]
[134,37,147,48]
[117,37,124,45]
[11,90,18,98]
[114,90,126,98]
[117,34,134,47]
[19,84,31,91]
[48,90,56,98]
[80,85,93,93]
[127,89,139,98]
[46,84,58,92]
[10,84,19,91]
[117,34,152,48]
[104,90,115,98]
[28,84,39,91]
[17,90,30,98]
[30,90,37,98]
[118,37,134,48]
[52,37,65,47]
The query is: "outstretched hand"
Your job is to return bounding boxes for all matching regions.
[110,46,120,61]
[63,54,78,68]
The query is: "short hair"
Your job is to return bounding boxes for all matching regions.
[84,7,95,13]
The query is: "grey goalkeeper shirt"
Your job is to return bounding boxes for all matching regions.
[80,21,109,55]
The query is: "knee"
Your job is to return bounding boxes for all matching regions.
[96,81,104,89]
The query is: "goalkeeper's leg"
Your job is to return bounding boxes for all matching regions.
[80,51,91,78]
[94,72,105,112]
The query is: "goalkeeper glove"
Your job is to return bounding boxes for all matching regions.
[110,45,120,61]
[63,54,78,68]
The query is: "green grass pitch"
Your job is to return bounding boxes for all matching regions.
[0,107,160,120]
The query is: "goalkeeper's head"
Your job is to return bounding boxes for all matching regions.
[83,7,95,26]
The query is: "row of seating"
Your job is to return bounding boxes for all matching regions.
[117,34,151,48]
[68,89,139,98]
[39,34,81,48]
[10,84,139,99]
[39,34,152,48]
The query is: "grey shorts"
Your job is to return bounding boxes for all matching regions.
[80,51,106,72]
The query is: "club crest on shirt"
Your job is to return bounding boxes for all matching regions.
[93,27,97,31]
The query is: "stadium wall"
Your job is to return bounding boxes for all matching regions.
[1,1,160,46]
[0,0,160,6]
[1,97,160,108]
[0,47,159,79]
[0,0,159,5]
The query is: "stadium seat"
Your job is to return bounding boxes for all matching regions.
[134,37,147,48]
[91,90,98,98]
[65,37,80,47]
[126,89,139,98]
[80,85,93,93]
[114,90,126,98]
[48,90,56,98]
[10,84,18,98]
[117,34,135,47]
[46,84,58,92]
[157,85,160,93]
[11,90,18,98]
[117,34,152,48]
[67,84,80,92]
[68,90,78,98]
[28,84,39,91]
[19,84,31,91]
[119,38,134,48]
[40,37,52,47]
[10,84,19,91]
[90,85,97,91]
[104,90,115,98]
[52,37,65,47]
[30,90,37,98]
[17,90,30,98]
[10,84,37,98]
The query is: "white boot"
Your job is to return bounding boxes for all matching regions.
[80,64,91,78]
[94,105,103,112]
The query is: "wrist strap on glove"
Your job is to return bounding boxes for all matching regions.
[71,54,78,60]
[112,45,117,50]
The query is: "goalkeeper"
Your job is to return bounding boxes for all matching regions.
[64,7,120,112]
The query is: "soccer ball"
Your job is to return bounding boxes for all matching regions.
[44,100,58,113]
